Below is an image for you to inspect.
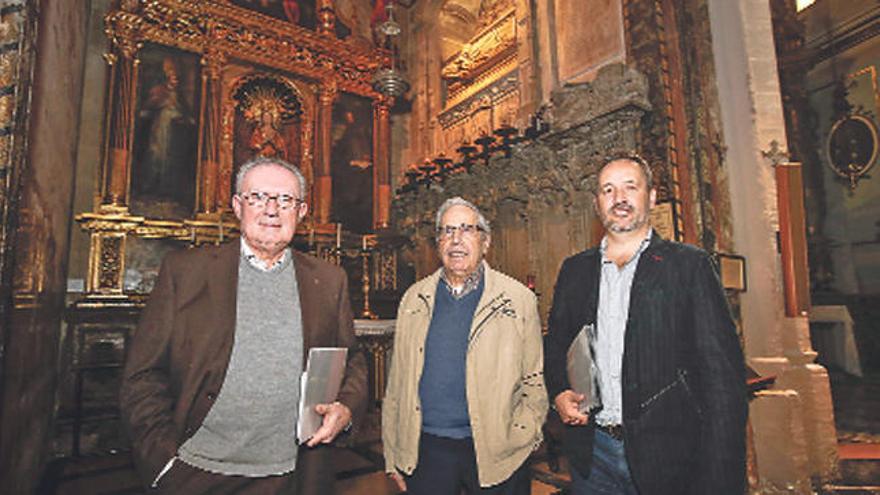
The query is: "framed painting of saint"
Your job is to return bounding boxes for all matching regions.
[130,44,200,219]
[331,93,373,233]
[230,0,317,29]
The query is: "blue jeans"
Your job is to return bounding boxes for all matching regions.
[570,428,640,495]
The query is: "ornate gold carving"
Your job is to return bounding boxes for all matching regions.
[477,0,514,29]
[0,51,17,88]
[319,81,338,105]
[105,10,143,60]
[201,47,227,80]
[374,249,397,291]
[441,9,517,106]
[114,1,385,97]
[77,210,240,244]
[439,69,519,129]
[0,136,9,167]
[317,0,337,36]
[0,94,13,123]
[96,234,124,293]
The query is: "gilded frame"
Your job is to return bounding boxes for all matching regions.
[76,0,390,296]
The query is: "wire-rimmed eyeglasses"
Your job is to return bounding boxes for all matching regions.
[238,191,304,210]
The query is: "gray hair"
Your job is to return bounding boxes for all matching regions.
[593,152,654,195]
[434,196,491,236]
[235,156,308,197]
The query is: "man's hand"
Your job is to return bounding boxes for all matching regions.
[554,390,589,426]
[388,471,406,492]
[306,401,352,447]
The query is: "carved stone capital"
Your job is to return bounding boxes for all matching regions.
[549,63,651,134]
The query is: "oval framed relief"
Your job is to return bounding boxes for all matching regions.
[826,114,879,189]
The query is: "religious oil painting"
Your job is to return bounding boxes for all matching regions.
[331,92,373,233]
[131,44,200,219]
[230,0,317,30]
[231,74,303,194]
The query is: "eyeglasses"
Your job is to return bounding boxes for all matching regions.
[436,223,485,239]
[239,191,304,210]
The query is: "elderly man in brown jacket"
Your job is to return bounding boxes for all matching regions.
[120,157,367,494]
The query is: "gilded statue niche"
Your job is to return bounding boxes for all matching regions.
[222,72,313,208]
[440,0,516,108]
[438,2,480,62]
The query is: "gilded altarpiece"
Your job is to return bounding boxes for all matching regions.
[76,0,394,299]
[60,0,401,457]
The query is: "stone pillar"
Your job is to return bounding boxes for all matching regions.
[100,21,141,210]
[373,97,392,229]
[196,48,225,216]
[513,0,540,120]
[707,0,838,491]
[314,82,336,224]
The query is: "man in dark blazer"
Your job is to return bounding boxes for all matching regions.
[544,154,747,495]
[120,157,367,494]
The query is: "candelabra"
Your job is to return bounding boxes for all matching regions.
[474,132,496,166]
[397,114,555,193]
[456,141,478,172]
[493,124,519,158]
[433,154,454,181]
[359,235,377,319]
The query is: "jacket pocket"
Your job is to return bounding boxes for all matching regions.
[638,370,701,419]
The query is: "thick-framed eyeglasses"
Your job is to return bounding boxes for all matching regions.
[436,223,485,239]
[239,191,304,210]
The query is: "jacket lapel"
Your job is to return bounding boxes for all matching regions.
[208,241,240,366]
[626,232,665,344]
[630,231,665,296]
[586,250,602,326]
[293,252,316,362]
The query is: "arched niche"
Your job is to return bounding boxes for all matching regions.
[438,1,482,62]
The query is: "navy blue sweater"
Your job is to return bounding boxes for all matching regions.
[418,278,483,439]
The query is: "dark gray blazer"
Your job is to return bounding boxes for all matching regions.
[544,232,747,495]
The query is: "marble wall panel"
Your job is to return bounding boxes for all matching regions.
[555,0,626,83]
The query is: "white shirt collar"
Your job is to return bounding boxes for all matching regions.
[240,238,291,272]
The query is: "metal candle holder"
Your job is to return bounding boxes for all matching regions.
[359,235,377,319]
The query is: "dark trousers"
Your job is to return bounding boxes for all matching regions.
[156,460,297,495]
[405,432,531,495]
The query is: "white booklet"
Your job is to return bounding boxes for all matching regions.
[566,323,602,414]
[297,347,348,444]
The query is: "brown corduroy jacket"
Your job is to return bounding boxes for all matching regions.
[120,240,368,494]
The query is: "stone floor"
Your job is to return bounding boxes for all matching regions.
[820,370,880,494]
[38,371,880,494]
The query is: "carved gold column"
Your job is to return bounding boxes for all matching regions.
[314,82,336,224]
[373,97,392,229]
[196,48,226,216]
[316,0,337,36]
[101,15,141,211]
